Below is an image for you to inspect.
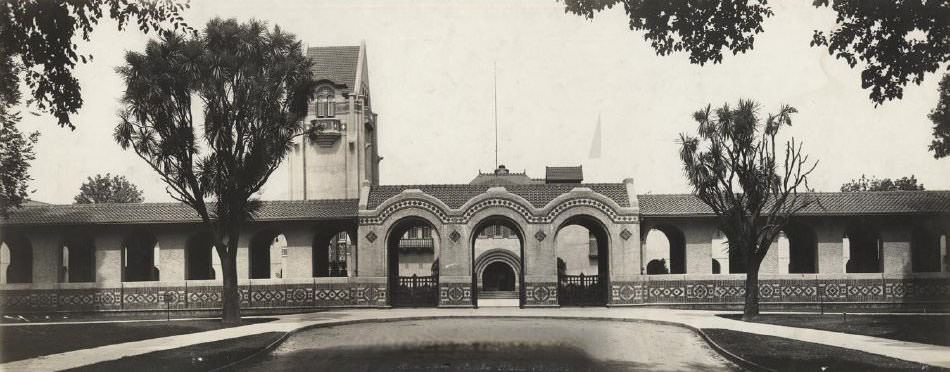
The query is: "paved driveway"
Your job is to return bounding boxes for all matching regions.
[240,317,741,371]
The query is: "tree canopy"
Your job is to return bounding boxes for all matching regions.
[0,110,38,217]
[115,18,316,323]
[930,74,950,158]
[561,0,950,106]
[0,0,192,128]
[74,173,144,204]
[840,174,925,192]
[679,99,816,318]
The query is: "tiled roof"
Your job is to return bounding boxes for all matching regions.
[638,191,950,217]
[307,46,360,90]
[545,166,583,182]
[468,173,542,186]
[0,199,359,226]
[366,183,630,210]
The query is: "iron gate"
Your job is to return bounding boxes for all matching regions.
[391,274,439,307]
[558,273,604,306]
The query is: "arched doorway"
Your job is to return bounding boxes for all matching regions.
[387,217,439,307]
[482,261,516,291]
[471,216,525,307]
[555,215,609,306]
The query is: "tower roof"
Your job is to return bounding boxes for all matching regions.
[307,46,361,91]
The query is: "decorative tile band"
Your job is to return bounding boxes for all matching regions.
[439,282,472,306]
[610,278,950,305]
[524,282,558,306]
[360,197,638,225]
[0,282,388,313]
[1,277,945,313]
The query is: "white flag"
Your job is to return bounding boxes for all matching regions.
[589,114,602,159]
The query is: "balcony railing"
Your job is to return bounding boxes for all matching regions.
[309,118,344,147]
[398,238,434,251]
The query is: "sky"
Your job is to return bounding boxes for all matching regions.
[16,0,950,204]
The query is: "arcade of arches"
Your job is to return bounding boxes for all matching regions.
[1,185,949,313]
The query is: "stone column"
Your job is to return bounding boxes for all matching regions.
[28,229,59,284]
[684,223,715,274]
[95,230,123,284]
[524,224,558,307]
[815,222,844,274]
[157,230,186,281]
[438,225,472,307]
[881,226,911,274]
[283,226,313,278]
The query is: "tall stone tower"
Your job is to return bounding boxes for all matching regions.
[288,42,380,200]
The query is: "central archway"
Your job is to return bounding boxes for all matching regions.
[482,261,516,291]
[470,215,525,307]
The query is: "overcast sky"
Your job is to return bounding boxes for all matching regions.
[16,0,950,204]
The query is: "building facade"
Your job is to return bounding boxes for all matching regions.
[0,44,948,314]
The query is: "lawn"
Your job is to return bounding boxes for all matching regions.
[0,318,274,362]
[719,313,950,346]
[703,328,948,372]
[67,332,284,372]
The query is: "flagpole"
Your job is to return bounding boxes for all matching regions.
[494,62,498,170]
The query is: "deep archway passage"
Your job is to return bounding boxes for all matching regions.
[845,222,882,273]
[471,216,525,307]
[482,262,516,291]
[249,228,285,279]
[387,217,439,307]
[784,222,818,274]
[1,232,32,284]
[313,225,356,278]
[555,215,609,307]
[911,224,944,273]
[123,230,159,282]
[186,232,216,280]
[642,224,686,275]
[61,233,96,283]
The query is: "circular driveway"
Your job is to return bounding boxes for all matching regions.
[240,317,740,371]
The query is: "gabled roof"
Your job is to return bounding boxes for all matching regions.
[307,46,361,91]
[638,191,950,217]
[545,166,583,183]
[0,199,359,226]
[366,183,630,210]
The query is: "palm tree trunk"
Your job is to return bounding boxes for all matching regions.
[220,247,241,324]
[743,257,761,320]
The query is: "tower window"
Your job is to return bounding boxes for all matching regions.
[316,87,335,117]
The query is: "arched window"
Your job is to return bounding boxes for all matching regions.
[315,87,335,118]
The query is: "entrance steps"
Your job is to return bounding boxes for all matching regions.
[478,291,519,307]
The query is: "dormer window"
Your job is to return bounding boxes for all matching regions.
[316,87,335,117]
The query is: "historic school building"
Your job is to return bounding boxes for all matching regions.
[1,44,949,314]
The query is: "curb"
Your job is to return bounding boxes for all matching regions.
[212,314,772,371]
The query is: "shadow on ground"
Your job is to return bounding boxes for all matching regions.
[717,313,950,346]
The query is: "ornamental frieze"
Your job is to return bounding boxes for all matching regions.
[359,196,638,225]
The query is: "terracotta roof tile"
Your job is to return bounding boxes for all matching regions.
[638,191,950,216]
[0,199,359,226]
[307,46,360,90]
[366,183,630,210]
